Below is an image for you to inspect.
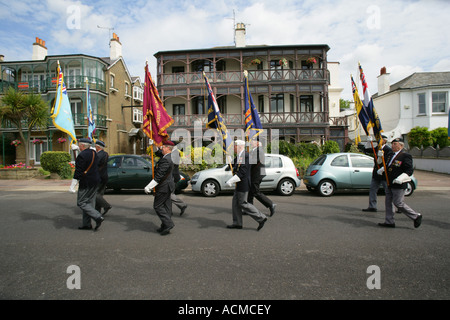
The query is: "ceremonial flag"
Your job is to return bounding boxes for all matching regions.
[50,61,77,144]
[243,71,263,140]
[359,63,383,148]
[204,72,233,156]
[351,75,371,136]
[86,80,96,141]
[142,64,173,146]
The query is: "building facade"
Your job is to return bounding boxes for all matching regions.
[0,34,144,165]
[154,24,347,148]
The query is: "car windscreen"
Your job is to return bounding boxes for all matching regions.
[311,155,326,166]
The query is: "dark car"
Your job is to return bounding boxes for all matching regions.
[106,154,190,193]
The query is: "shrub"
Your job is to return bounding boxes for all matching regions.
[408,126,433,148]
[431,127,450,148]
[321,140,340,154]
[40,151,72,176]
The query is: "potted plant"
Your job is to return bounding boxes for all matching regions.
[251,58,261,65]
[57,137,67,144]
[306,57,317,65]
[32,139,44,144]
[11,139,21,147]
[279,58,288,67]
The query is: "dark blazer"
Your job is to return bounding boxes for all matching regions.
[372,144,393,179]
[154,153,175,193]
[233,151,251,193]
[386,150,414,189]
[74,148,100,188]
[250,146,266,181]
[171,149,181,184]
[97,150,109,183]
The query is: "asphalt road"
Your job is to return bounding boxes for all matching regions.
[0,171,449,303]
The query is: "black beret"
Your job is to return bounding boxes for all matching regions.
[163,140,175,146]
[95,140,105,147]
[78,138,92,144]
[391,138,403,143]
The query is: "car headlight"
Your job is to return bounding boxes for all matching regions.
[192,173,199,181]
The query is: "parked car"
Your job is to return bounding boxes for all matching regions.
[106,154,190,193]
[302,153,417,197]
[190,154,301,197]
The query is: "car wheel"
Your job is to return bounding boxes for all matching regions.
[277,178,295,196]
[201,179,220,197]
[317,179,335,197]
[404,181,414,196]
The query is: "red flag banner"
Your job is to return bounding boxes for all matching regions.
[143,64,173,146]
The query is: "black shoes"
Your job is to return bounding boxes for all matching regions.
[269,204,277,217]
[378,222,395,228]
[362,208,377,212]
[103,205,112,216]
[159,226,173,236]
[94,217,104,231]
[180,205,187,216]
[257,218,268,231]
[414,214,422,228]
[78,226,92,230]
[226,225,242,229]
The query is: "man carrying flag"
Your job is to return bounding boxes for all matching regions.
[51,61,77,147]
[243,71,276,217]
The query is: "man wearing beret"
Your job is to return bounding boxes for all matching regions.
[144,140,176,235]
[225,140,268,231]
[94,140,112,216]
[377,138,422,228]
[69,138,104,231]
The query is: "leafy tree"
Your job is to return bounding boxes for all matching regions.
[408,126,433,148]
[321,140,340,154]
[0,88,49,166]
[339,98,351,110]
[430,127,450,148]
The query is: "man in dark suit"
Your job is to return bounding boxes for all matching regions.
[94,140,112,216]
[69,138,104,231]
[362,134,393,212]
[377,138,422,228]
[169,142,188,216]
[145,140,175,235]
[225,140,268,231]
[248,139,276,216]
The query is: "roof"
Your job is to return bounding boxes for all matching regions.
[154,44,330,57]
[374,71,450,98]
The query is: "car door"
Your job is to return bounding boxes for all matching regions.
[118,156,153,189]
[349,154,374,188]
[261,155,284,189]
[329,154,352,188]
[106,156,123,189]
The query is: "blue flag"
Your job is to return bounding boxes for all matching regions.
[86,82,96,141]
[51,61,77,144]
[204,73,233,156]
[244,72,263,140]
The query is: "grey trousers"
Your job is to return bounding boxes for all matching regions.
[154,191,174,229]
[77,185,102,227]
[171,192,187,211]
[384,187,420,224]
[368,177,388,209]
[231,191,267,227]
[95,181,111,212]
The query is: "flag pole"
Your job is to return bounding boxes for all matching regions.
[146,60,155,190]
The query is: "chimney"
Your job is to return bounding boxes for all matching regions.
[377,66,390,95]
[32,37,48,60]
[235,22,246,48]
[110,33,122,60]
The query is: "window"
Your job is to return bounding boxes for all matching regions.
[30,137,48,164]
[133,108,143,123]
[265,156,282,168]
[350,155,373,168]
[133,86,143,101]
[270,60,282,80]
[70,99,83,125]
[330,155,349,167]
[125,81,130,97]
[172,66,186,83]
[418,93,426,114]
[217,96,227,114]
[110,74,116,90]
[192,97,205,114]
[432,92,447,113]
[192,60,213,72]
[258,95,264,113]
[300,95,313,112]
[174,104,185,115]
[270,94,284,113]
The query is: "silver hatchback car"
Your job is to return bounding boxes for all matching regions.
[190,154,301,197]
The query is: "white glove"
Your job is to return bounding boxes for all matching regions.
[393,173,411,184]
[377,150,384,164]
[144,179,159,194]
[377,167,385,175]
[225,175,241,187]
[71,144,79,151]
[69,179,79,193]
[367,136,373,142]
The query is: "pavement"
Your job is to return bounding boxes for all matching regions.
[0,169,449,192]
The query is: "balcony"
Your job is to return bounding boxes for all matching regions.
[170,112,330,128]
[1,113,107,130]
[159,69,330,86]
[0,76,106,94]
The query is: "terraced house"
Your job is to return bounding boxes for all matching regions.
[0,34,144,165]
[154,23,346,148]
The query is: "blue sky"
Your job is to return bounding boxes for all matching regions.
[0,0,449,100]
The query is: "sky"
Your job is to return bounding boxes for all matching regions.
[0,0,449,101]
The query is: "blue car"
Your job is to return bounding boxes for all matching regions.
[303,153,417,197]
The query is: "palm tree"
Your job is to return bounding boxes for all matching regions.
[0,88,49,166]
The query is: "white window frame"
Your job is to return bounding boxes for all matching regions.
[133,108,143,123]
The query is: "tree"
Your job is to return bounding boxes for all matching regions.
[0,88,49,166]
[339,99,351,110]
[408,126,433,148]
[431,127,450,148]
